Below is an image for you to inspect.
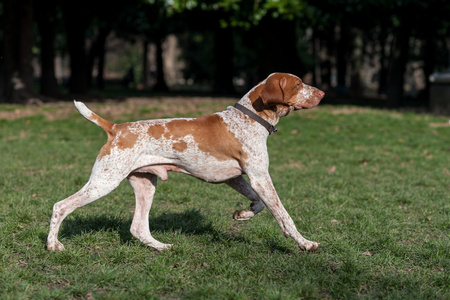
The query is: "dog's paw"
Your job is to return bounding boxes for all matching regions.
[46,240,66,251]
[233,209,254,221]
[299,241,319,252]
[147,241,173,251]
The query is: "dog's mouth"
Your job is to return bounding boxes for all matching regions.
[294,89,325,110]
[294,104,313,110]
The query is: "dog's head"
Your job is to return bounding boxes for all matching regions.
[254,73,324,117]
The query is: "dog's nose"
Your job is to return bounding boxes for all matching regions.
[317,90,325,99]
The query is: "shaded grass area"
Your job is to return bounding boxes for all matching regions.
[0,100,449,299]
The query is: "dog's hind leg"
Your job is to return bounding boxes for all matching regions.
[46,176,124,251]
[226,175,265,221]
[128,173,173,250]
[47,159,129,251]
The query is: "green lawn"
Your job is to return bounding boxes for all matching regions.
[0,99,448,299]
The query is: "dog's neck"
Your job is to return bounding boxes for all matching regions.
[233,103,277,134]
[237,82,280,127]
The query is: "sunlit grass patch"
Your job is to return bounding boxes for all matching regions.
[0,100,448,299]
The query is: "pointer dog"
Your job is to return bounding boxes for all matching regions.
[47,73,324,252]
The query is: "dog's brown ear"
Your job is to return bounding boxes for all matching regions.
[260,76,287,107]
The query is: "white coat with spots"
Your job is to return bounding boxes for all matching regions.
[46,73,325,252]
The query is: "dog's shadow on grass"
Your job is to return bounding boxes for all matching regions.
[59,208,288,251]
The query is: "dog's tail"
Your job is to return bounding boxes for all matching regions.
[74,100,115,137]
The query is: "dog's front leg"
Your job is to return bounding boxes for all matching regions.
[247,172,319,251]
[226,176,265,221]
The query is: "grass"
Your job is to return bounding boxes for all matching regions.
[0,99,449,299]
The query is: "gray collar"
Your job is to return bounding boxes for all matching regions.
[233,103,277,135]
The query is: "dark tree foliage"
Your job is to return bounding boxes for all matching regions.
[0,0,449,106]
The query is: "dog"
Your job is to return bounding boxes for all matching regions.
[47,73,324,252]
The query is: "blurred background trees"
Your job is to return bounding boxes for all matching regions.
[0,0,449,107]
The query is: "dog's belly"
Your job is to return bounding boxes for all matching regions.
[133,160,243,183]
[184,162,244,182]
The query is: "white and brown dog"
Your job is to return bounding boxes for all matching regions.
[47,73,325,252]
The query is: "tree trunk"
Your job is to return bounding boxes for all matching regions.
[377,30,391,95]
[96,28,108,90]
[62,2,90,94]
[318,26,335,92]
[312,30,320,87]
[337,17,350,95]
[422,30,437,103]
[350,29,363,98]
[387,17,412,107]
[36,0,59,97]
[87,26,110,90]
[142,39,149,88]
[87,37,97,89]
[213,25,234,94]
[2,0,35,102]
[153,37,168,92]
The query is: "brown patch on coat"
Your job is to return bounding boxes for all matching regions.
[164,115,248,163]
[98,144,112,160]
[173,140,188,152]
[148,124,165,139]
[95,111,248,163]
[98,122,169,161]
[110,123,139,151]
[97,122,138,160]
[116,130,138,151]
